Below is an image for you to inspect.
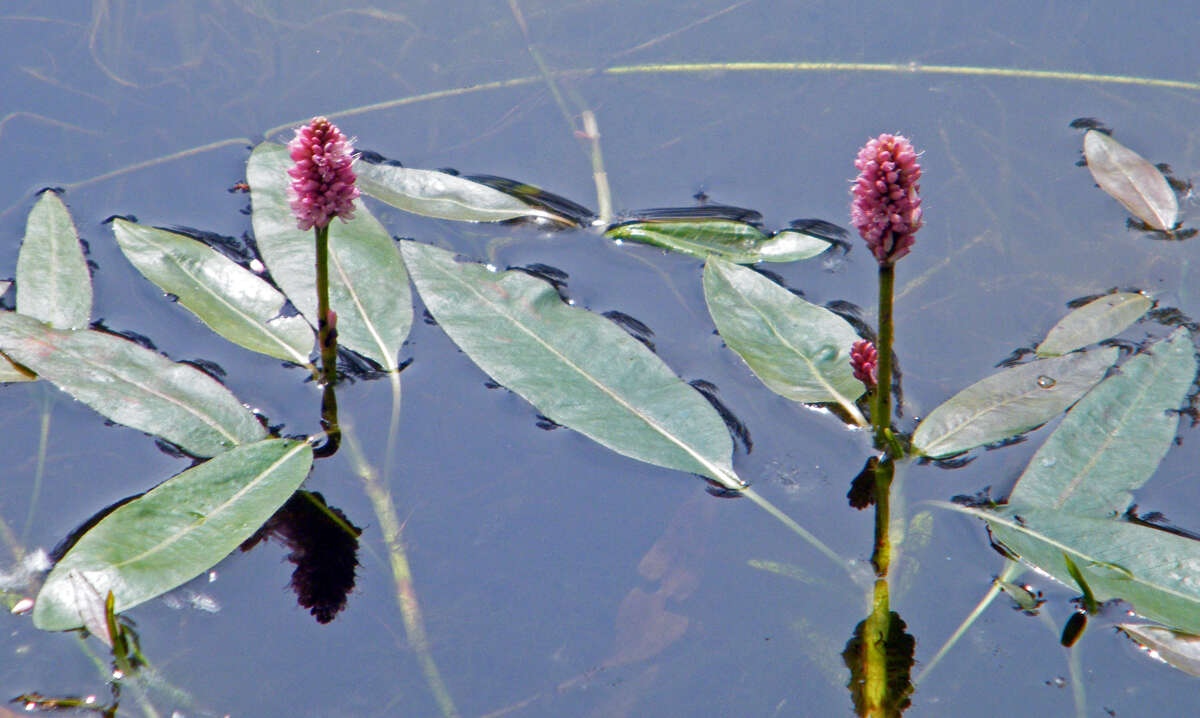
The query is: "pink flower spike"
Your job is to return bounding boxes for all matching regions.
[850,339,878,389]
[287,117,360,231]
[850,133,923,265]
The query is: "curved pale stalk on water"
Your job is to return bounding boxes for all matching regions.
[741,487,853,579]
[340,415,460,718]
[914,559,1021,686]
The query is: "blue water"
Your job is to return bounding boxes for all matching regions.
[2,2,1199,716]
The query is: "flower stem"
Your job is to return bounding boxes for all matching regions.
[314,225,337,386]
[873,262,894,446]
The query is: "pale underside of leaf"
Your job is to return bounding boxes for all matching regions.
[1036,292,1152,357]
[1084,130,1178,231]
[16,191,92,330]
[357,162,555,223]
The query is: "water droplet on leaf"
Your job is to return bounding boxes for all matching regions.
[1036,375,1056,388]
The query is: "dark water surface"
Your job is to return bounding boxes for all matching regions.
[3,2,1200,716]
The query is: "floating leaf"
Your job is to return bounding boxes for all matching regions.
[247,143,412,370]
[1084,130,1178,231]
[1036,293,1152,357]
[702,257,863,415]
[112,219,315,366]
[607,212,830,264]
[16,191,91,329]
[34,439,313,631]
[0,280,11,298]
[959,505,1200,635]
[400,241,743,490]
[1119,624,1200,677]
[1008,328,1195,516]
[463,174,596,226]
[0,311,266,456]
[356,162,558,223]
[911,348,1117,458]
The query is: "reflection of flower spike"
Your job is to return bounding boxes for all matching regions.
[850,339,878,388]
[851,134,922,264]
[287,117,359,231]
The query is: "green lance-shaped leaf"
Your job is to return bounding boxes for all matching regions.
[356,162,559,223]
[1008,328,1195,516]
[401,241,743,490]
[702,257,863,414]
[911,348,1118,458]
[1084,130,1178,231]
[16,191,92,329]
[0,311,267,456]
[1118,624,1200,677]
[247,143,411,370]
[958,504,1200,635]
[1036,292,1152,357]
[606,219,829,264]
[34,438,312,631]
[111,219,315,366]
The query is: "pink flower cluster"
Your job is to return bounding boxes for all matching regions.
[850,339,878,388]
[287,117,360,231]
[850,133,923,264]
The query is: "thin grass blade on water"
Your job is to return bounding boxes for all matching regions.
[400,240,744,490]
[1036,292,1152,357]
[248,143,411,370]
[1083,130,1178,231]
[111,219,315,366]
[34,439,313,631]
[1007,328,1195,516]
[0,311,267,457]
[911,348,1117,458]
[16,191,91,330]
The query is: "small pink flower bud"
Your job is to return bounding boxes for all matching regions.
[287,117,360,231]
[850,339,878,388]
[850,134,923,264]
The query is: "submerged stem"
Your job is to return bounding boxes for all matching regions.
[341,417,460,718]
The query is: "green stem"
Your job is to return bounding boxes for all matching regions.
[314,224,337,387]
[873,262,895,446]
[341,416,460,718]
[862,578,891,717]
[870,457,894,576]
[314,224,341,453]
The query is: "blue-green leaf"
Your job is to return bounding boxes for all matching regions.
[16,191,91,329]
[401,241,743,490]
[0,311,267,456]
[111,219,315,366]
[703,257,863,419]
[949,503,1200,635]
[607,218,829,264]
[1008,328,1195,516]
[911,348,1118,458]
[357,162,558,223]
[34,439,312,631]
